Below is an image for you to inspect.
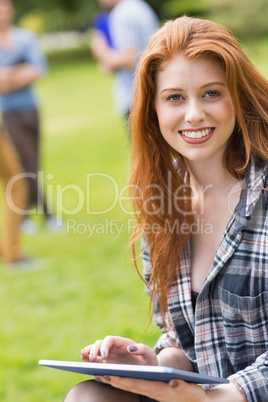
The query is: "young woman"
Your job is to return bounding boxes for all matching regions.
[64,16,268,401]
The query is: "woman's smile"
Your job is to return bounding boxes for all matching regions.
[179,127,215,144]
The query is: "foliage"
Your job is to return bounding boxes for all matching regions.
[11,0,268,40]
[151,0,268,40]
[159,0,210,20]
[206,0,268,40]
[18,9,47,34]
[13,0,99,32]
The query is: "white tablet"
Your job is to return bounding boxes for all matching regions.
[38,360,229,385]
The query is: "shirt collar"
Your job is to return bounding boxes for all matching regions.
[235,155,267,231]
[244,155,267,216]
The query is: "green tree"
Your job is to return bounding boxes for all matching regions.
[11,0,268,40]
[12,0,99,32]
[159,0,209,19]
[206,0,268,40]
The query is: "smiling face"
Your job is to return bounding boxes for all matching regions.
[154,55,236,168]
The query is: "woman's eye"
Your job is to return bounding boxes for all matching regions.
[203,90,220,98]
[167,94,183,101]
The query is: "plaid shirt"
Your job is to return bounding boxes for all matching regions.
[142,156,268,402]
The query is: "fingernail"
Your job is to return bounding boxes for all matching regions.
[170,380,179,388]
[89,352,93,359]
[128,345,138,352]
[104,375,111,382]
[80,348,86,353]
[101,351,106,359]
[95,377,102,383]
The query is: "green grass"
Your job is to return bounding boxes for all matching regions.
[0,60,159,401]
[0,39,268,401]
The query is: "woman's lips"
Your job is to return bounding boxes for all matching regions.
[179,127,215,144]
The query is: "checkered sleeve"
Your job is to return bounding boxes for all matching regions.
[229,352,268,402]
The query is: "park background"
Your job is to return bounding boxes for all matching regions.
[0,0,268,400]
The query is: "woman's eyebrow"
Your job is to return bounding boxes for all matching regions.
[160,87,183,94]
[201,81,226,88]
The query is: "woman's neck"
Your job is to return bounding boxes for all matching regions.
[186,156,238,194]
[186,157,243,219]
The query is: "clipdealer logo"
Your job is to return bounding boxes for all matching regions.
[5,170,254,237]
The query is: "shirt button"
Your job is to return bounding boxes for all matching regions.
[264,359,268,367]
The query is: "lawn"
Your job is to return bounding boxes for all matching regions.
[0,59,159,401]
[0,38,268,401]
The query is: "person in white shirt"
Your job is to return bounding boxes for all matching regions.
[91,0,159,118]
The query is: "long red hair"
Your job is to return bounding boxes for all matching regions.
[129,16,268,324]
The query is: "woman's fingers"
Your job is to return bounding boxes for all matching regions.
[99,376,206,402]
[80,336,133,362]
[80,345,92,361]
[100,336,136,360]
[80,336,147,364]
[89,340,104,361]
[127,343,158,365]
[99,336,114,359]
[98,376,170,400]
[80,340,104,362]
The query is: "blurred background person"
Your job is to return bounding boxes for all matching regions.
[92,9,113,49]
[91,0,159,120]
[0,0,59,235]
[0,127,29,266]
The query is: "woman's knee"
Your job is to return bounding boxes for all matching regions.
[64,380,98,401]
[64,379,140,402]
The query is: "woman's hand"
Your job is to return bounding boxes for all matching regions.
[80,336,158,366]
[96,376,207,402]
[95,376,247,402]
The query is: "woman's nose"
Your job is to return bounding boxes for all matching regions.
[185,100,206,124]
